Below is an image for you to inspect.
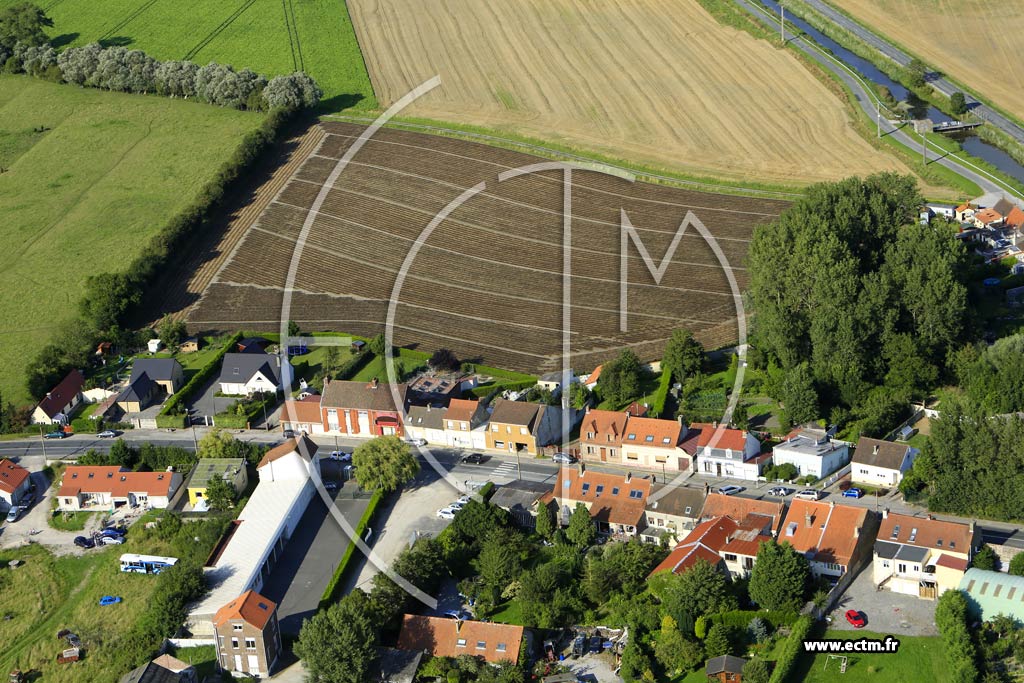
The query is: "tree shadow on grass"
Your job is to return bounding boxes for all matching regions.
[318,92,365,114]
[50,33,79,49]
[99,36,133,47]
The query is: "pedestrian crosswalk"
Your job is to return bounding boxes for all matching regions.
[490,461,518,479]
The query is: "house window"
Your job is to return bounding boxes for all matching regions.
[231,638,239,649]
[645,435,654,442]
[456,639,467,648]
[655,455,667,464]
[492,425,499,432]
[233,624,243,631]
[657,518,664,527]
[629,490,643,499]
[506,426,511,433]
[627,434,636,440]
[494,441,505,448]
[859,468,869,475]
[610,448,616,457]
[218,636,225,649]
[909,528,918,542]
[612,487,619,495]
[476,641,486,650]
[496,643,507,653]
[520,427,528,435]
[586,446,594,455]
[461,422,467,430]
[626,453,638,461]
[684,506,692,515]
[724,554,737,562]
[587,432,594,439]
[447,421,454,429]
[582,483,591,493]
[882,560,889,568]
[245,638,256,650]
[595,485,604,494]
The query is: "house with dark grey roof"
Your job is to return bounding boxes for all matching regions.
[130,359,184,395]
[705,654,748,682]
[219,353,287,396]
[490,479,552,528]
[319,378,409,437]
[116,372,161,413]
[852,437,918,487]
[642,483,707,542]
[403,404,446,444]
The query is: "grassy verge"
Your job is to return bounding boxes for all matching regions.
[48,511,97,532]
[318,487,384,608]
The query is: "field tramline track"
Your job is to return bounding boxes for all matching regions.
[183,0,260,61]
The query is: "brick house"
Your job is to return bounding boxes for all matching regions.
[548,466,651,537]
[214,590,282,678]
[579,408,627,463]
[442,398,489,448]
[649,515,773,579]
[319,378,409,437]
[779,499,877,579]
[484,399,562,456]
[397,615,525,665]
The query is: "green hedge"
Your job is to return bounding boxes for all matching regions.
[706,609,799,632]
[161,332,243,417]
[769,615,814,683]
[468,379,536,399]
[649,370,673,418]
[214,392,277,429]
[156,414,187,429]
[318,487,385,608]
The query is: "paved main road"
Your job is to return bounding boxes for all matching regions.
[800,0,1024,147]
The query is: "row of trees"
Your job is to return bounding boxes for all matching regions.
[748,173,969,432]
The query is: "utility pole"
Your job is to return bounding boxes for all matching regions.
[191,424,198,452]
[39,425,46,461]
[921,129,927,164]
[516,447,522,480]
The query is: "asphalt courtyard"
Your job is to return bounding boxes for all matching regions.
[260,459,371,635]
[828,565,938,636]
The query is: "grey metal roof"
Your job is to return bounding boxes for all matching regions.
[893,544,929,562]
[705,655,747,675]
[218,352,281,387]
[647,484,706,519]
[874,540,900,559]
[118,372,155,402]
[490,480,550,513]
[130,358,182,383]
[187,459,245,488]
[960,568,1024,621]
[404,405,445,430]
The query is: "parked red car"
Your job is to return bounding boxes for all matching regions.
[845,610,866,628]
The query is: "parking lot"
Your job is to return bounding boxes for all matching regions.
[828,565,938,636]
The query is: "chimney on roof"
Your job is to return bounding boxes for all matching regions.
[370,377,379,389]
[713,420,718,428]
[805,512,813,528]
[578,461,585,477]
[625,471,632,483]
[854,526,860,538]
[829,500,835,509]
[678,415,684,426]
[456,620,463,633]
[46,392,52,399]
[882,508,889,519]
[970,520,976,533]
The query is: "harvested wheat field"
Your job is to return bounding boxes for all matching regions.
[346,0,913,186]
[831,0,1024,117]
[188,121,789,374]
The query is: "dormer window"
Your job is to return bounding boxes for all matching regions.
[612,487,619,495]
[581,483,591,494]
[891,525,900,539]
[937,540,943,547]
[909,528,918,542]
[595,485,604,494]
[662,437,671,444]
[629,490,643,499]
[645,435,654,442]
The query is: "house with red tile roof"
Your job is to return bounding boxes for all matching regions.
[873,511,975,600]
[700,493,786,535]
[974,207,1004,228]
[0,459,31,507]
[650,514,774,579]
[620,416,691,471]
[442,398,489,449]
[280,396,325,435]
[31,369,85,425]
[56,466,182,511]
[780,499,877,579]
[583,364,603,390]
[1006,206,1024,231]
[213,590,281,677]
[579,408,628,464]
[685,422,764,480]
[549,466,651,536]
[397,615,526,665]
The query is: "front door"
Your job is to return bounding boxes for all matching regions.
[600,447,607,462]
[716,463,722,476]
[247,654,261,674]
[233,654,242,671]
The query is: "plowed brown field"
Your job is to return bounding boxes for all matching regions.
[188,122,787,374]
[346,0,916,185]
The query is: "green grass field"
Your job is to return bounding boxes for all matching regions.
[797,630,950,683]
[0,0,376,110]
[0,76,262,406]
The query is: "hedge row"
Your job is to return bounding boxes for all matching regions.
[318,487,385,608]
[768,615,814,683]
[468,379,536,399]
[160,332,244,417]
[935,590,980,683]
[706,609,800,632]
[649,369,673,418]
[213,392,277,429]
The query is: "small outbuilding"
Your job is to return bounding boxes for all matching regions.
[705,654,748,682]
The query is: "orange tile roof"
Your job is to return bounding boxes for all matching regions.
[281,398,322,425]
[257,435,318,469]
[1006,206,1024,229]
[650,515,771,576]
[213,590,277,630]
[587,365,603,384]
[57,466,176,498]
[878,513,973,552]
[975,208,1002,224]
[623,416,684,449]
[956,202,975,212]
[580,409,628,444]
[780,500,870,567]
[688,422,751,452]
[552,467,651,527]
[446,398,482,423]
[0,459,29,495]
[397,615,524,664]
[700,493,785,532]
[36,369,84,419]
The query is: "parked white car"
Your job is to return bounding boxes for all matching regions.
[328,451,352,462]
[795,489,821,501]
[100,535,125,545]
[437,507,456,520]
[406,438,427,447]
[718,485,744,496]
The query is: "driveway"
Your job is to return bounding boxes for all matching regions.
[261,459,372,635]
[187,376,236,424]
[828,564,938,636]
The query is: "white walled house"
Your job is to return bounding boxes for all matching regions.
[771,426,850,479]
[56,466,182,511]
[0,459,32,507]
[852,437,918,487]
[442,399,489,449]
[404,405,446,444]
[872,512,974,599]
[219,353,288,396]
[687,422,764,481]
[32,369,85,425]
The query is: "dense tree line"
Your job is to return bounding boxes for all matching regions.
[597,348,647,407]
[902,397,1024,521]
[952,333,1024,416]
[748,173,969,432]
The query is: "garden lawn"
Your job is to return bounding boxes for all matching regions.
[797,630,950,683]
[0,76,262,406]
[0,0,376,110]
[48,510,97,532]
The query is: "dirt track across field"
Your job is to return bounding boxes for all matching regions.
[188,121,789,374]
[832,0,1024,119]
[347,0,915,186]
